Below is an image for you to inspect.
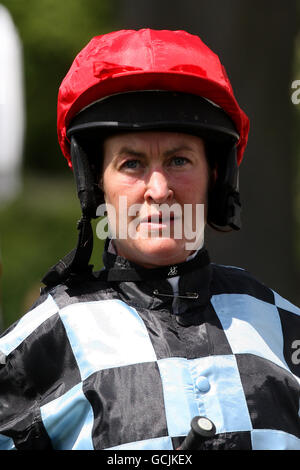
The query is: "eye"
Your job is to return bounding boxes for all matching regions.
[121,159,141,170]
[171,156,190,167]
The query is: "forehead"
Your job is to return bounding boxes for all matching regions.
[103,131,205,153]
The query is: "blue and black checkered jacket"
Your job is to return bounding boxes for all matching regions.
[0,247,299,450]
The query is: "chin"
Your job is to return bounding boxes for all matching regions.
[126,237,192,268]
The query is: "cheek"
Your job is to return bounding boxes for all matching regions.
[103,173,145,208]
[174,172,209,204]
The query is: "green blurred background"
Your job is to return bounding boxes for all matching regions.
[0,0,114,329]
[0,0,299,330]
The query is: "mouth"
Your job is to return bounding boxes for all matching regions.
[139,212,176,225]
[137,212,181,238]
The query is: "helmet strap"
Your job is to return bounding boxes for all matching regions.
[41,137,96,287]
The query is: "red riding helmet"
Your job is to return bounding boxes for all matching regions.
[57,28,249,169]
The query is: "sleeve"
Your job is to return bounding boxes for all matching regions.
[272,289,300,379]
[0,293,59,450]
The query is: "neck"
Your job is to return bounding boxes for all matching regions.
[107,239,203,269]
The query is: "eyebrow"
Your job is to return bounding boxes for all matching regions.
[118,147,146,158]
[117,145,195,158]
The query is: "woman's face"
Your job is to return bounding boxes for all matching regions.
[102,131,211,268]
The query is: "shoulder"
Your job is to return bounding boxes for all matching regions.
[209,263,300,379]
[210,262,300,315]
[0,274,115,357]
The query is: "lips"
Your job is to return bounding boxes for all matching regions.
[140,212,175,224]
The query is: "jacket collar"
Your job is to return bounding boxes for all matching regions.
[101,239,212,317]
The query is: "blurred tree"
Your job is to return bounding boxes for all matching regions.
[115,0,300,304]
[0,0,115,173]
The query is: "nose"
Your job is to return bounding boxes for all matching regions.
[144,169,173,204]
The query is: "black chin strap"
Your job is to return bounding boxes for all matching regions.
[41,137,96,287]
[41,215,94,287]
